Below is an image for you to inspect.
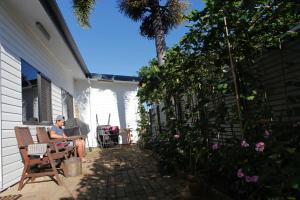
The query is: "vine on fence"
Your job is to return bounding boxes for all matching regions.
[137,0,300,199]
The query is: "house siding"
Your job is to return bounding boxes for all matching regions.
[52,83,63,123]
[0,2,75,95]
[0,45,23,189]
[0,2,74,190]
[0,39,2,189]
[74,79,140,147]
[0,45,65,190]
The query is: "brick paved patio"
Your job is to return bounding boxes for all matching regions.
[0,145,186,200]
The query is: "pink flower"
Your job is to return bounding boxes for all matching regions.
[237,169,245,178]
[212,143,220,150]
[264,129,270,138]
[245,176,251,182]
[245,176,259,183]
[255,142,265,152]
[241,140,249,148]
[174,134,180,139]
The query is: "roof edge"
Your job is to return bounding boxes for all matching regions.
[39,0,90,77]
[90,73,140,82]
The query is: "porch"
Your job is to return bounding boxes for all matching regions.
[0,145,186,200]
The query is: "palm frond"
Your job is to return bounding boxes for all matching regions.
[119,0,188,40]
[163,0,189,28]
[73,0,96,28]
[118,0,149,22]
[140,14,155,39]
[140,0,189,39]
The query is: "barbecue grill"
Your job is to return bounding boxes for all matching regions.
[64,118,90,137]
[63,118,91,149]
[96,125,119,148]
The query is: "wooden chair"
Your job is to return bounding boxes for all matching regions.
[36,127,77,157]
[15,127,66,191]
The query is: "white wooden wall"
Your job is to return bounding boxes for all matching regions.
[74,79,140,147]
[0,45,23,189]
[0,2,75,95]
[0,2,74,190]
[0,45,66,190]
[52,83,63,123]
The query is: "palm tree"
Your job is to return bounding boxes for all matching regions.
[72,0,96,28]
[118,0,188,66]
[72,0,188,66]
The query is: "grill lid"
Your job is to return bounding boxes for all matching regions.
[64,118,90,136]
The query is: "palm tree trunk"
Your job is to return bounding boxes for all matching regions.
[150,0,167,66]
[149,0,166,136]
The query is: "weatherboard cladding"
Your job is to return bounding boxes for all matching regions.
[152,38,300,144]
[0,0,90,191]
[0,2,75,95]
[74,79,140,147]
[52,83,63,124]
[199,39,300,143]
[255,38,300,122]
[1,45,23,189]
[39,0,90,77]
[0,3,73,189]
[0,46,66,190]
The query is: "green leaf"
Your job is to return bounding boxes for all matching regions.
[246,96,255,101]
[292,183,299,189]
[286,148,296,154]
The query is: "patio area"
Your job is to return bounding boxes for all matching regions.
[0,145,186,200]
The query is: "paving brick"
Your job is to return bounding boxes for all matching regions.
[0,145,186,200]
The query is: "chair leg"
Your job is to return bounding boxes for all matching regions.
[31,176,36,182]
[18,163,29,191]
[48,155,62,186]
[73,140,77,157]
[74,147,77,157]
[60,161,67,176]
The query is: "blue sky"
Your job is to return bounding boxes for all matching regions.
[57,0,205,76]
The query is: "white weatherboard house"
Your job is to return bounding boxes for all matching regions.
[0,0,140,191]
[75,74,140,147]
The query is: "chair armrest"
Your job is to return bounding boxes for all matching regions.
[19,145,27,149]
[50,138,67,143]
[67,135,86,140]
[45,141,57,152]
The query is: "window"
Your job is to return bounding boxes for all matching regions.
[62,89,74,120]
[38,75,52,124]
[21,60,52,125]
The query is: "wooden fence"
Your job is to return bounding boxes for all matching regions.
[149,38,300,142]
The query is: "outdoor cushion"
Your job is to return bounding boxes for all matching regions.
[28,143,48,158]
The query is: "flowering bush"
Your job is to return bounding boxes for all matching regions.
[212,143,220,150]
[174,134,180,139]
[237,169,245,178]
[255,142,265,152]
[241,140,249,148]
[245,175,259,183]
[205,124,300,199]
[137,0,300,199]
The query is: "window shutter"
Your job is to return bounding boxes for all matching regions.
[38,74,52,124]
[67,93,74,119]
[62,89,74,120]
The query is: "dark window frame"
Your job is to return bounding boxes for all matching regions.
[38,73,53,125]
[61,89,74,120]
[21,60,53,125]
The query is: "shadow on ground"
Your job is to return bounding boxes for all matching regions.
[61,145,185,200]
